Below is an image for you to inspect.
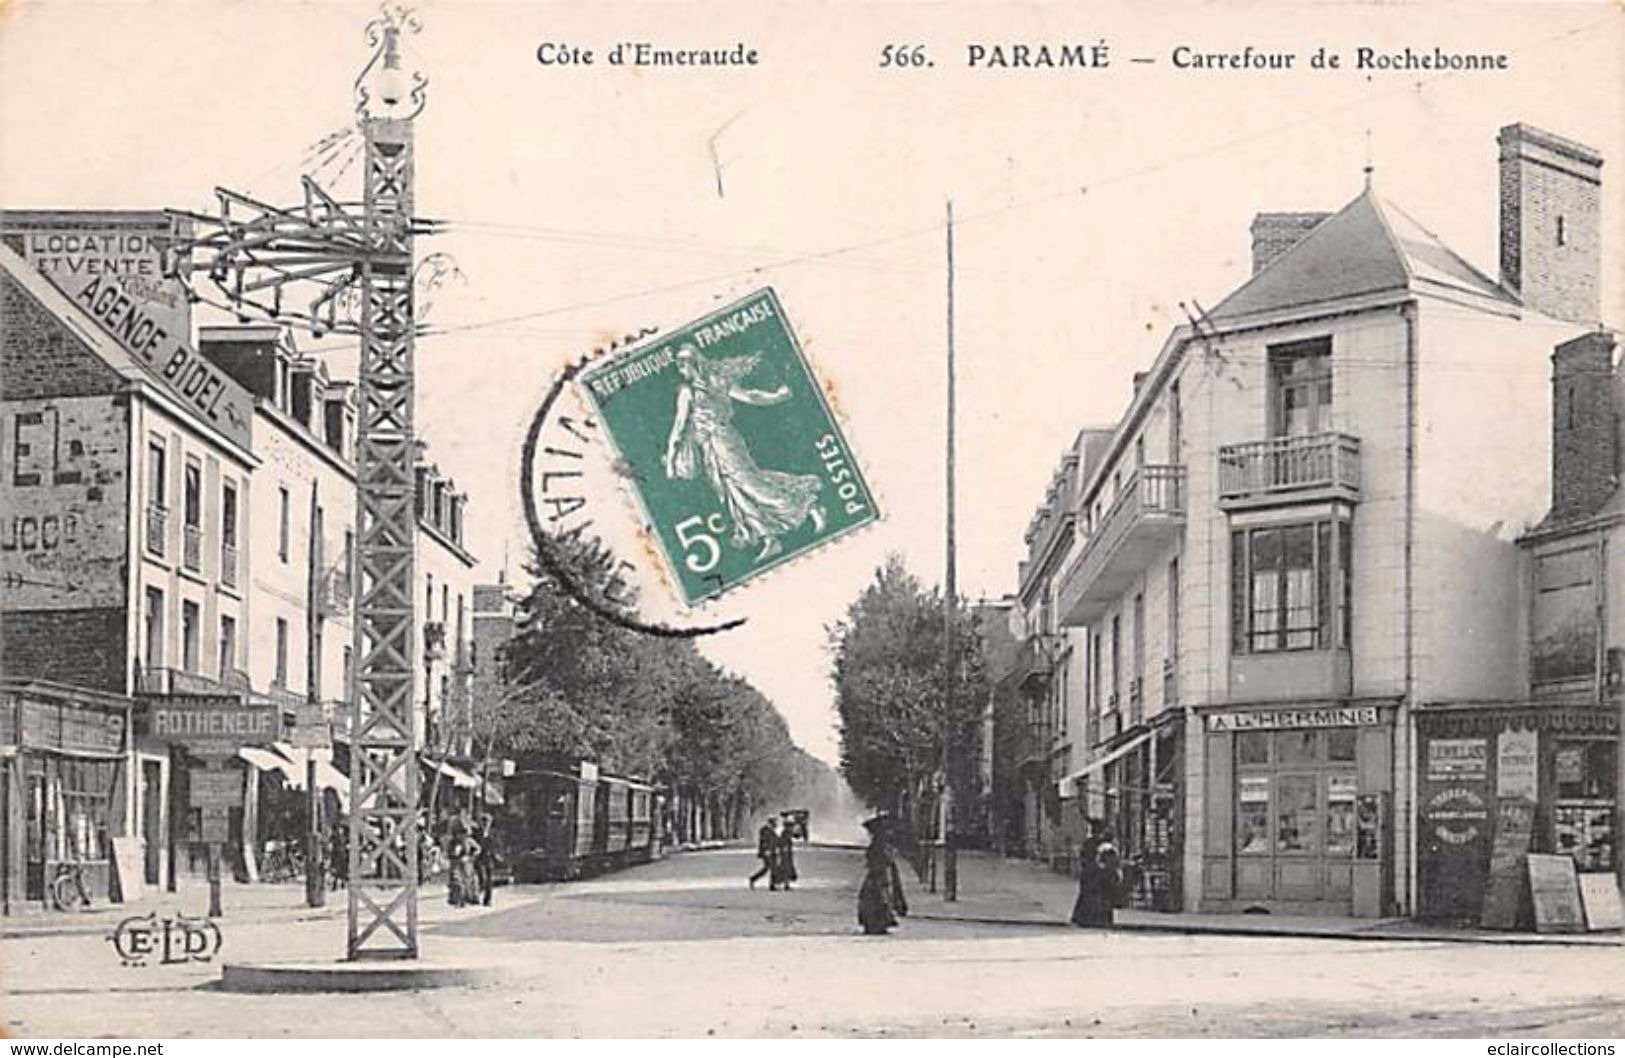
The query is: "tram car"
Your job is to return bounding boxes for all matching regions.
[499,760,663,881]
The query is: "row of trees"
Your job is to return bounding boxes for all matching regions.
[476,531,827,840]
[830,555,992,859]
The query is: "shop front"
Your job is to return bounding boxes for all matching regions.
[1415,704,1617,923]
[1198,700,1395,917]
[1,681,132,914]
[1063,713,1186,910]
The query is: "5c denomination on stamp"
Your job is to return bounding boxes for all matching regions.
[578,288,878,605]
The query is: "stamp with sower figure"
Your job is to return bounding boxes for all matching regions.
[578,288,878,605]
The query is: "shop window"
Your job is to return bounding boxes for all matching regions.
[1231,519,1350,654]
[1327,728,1358,762]
[1237,776,1271,853]
[1276,774,1317,853]
[1531,547,1599,686]
[1326,775,1357,856]
[59,759,116,862]
[1553,739,1616,872]
[1276,730,1316,766]
[1238,731,1270,765]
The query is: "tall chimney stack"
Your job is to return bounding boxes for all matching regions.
[1549,330,1620,522]
[1498,124,1604,325]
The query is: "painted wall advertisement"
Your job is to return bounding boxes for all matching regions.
[5,213,252,451]
[0,394,129,609]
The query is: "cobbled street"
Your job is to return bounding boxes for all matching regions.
[3,845,1621,1038]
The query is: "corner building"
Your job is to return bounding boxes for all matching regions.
[1021,124,1605,917]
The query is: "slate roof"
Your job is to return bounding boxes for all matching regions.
[1210,188,1514,322]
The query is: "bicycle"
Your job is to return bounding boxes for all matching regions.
[48,861,93,912]
[259,839,304,883]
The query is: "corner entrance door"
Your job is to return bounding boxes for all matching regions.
[1234,728,1360,909]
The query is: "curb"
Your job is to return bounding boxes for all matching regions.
[908,909,1622,947]
[219,959,504,993]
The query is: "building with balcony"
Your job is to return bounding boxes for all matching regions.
[1014,123,1609,919]
[0,209,481,911]
[0,211,258,906]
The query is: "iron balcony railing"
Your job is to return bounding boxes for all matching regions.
[1218,432,1361,503]
[182,524,202,573]
[220,543,239,589]
[145,504,167,557]
[1058,465,1185,624]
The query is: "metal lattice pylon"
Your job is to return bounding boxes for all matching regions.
[167,10,432,960]
[346,113,421,959]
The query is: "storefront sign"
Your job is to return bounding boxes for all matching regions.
[1424,786,1488,845]
[1206,705,1379,732]
[13,695,126,755]
[146,695,277,749]
[190,770,243,808]
[1527,853,1585,933]
[1579,874,1624,932]
[286,702,332,750]
[1497,728,1538,800]
[1555,745,1585,784]
[1480,797,1535,930]
[199,806,230,845]
[1427,738,1488,782]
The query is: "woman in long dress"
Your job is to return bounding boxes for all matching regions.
[663,344,825,562]
[857,816,908,935]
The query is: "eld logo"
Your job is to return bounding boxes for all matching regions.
[107,912,223,967]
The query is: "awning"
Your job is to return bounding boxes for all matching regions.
[1058,727,1157,797]
[241,744,350,805]
[240,745,303,785]
[425,757,479,790]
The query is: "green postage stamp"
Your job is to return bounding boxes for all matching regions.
[578,288,878,605]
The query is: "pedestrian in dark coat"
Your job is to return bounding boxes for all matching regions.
[770,813,798,890]
[1070,824,1112,928]
[474,812,496,906]
[857,816,908,935]
[749,817,778,889]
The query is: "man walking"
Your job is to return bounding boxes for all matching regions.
[749,816,780,889]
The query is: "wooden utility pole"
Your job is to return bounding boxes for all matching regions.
[943,199,958,902]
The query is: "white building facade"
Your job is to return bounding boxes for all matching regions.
[1016,124,1606,918]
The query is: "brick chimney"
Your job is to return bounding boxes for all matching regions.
[1249,212,1330,274]
[1549,329,1620,521]
[1498,124,1604,325]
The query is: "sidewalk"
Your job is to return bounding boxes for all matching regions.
[908,850,1624,947]
[0,876,475,939]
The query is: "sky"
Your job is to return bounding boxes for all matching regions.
[2,0,1621,763]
